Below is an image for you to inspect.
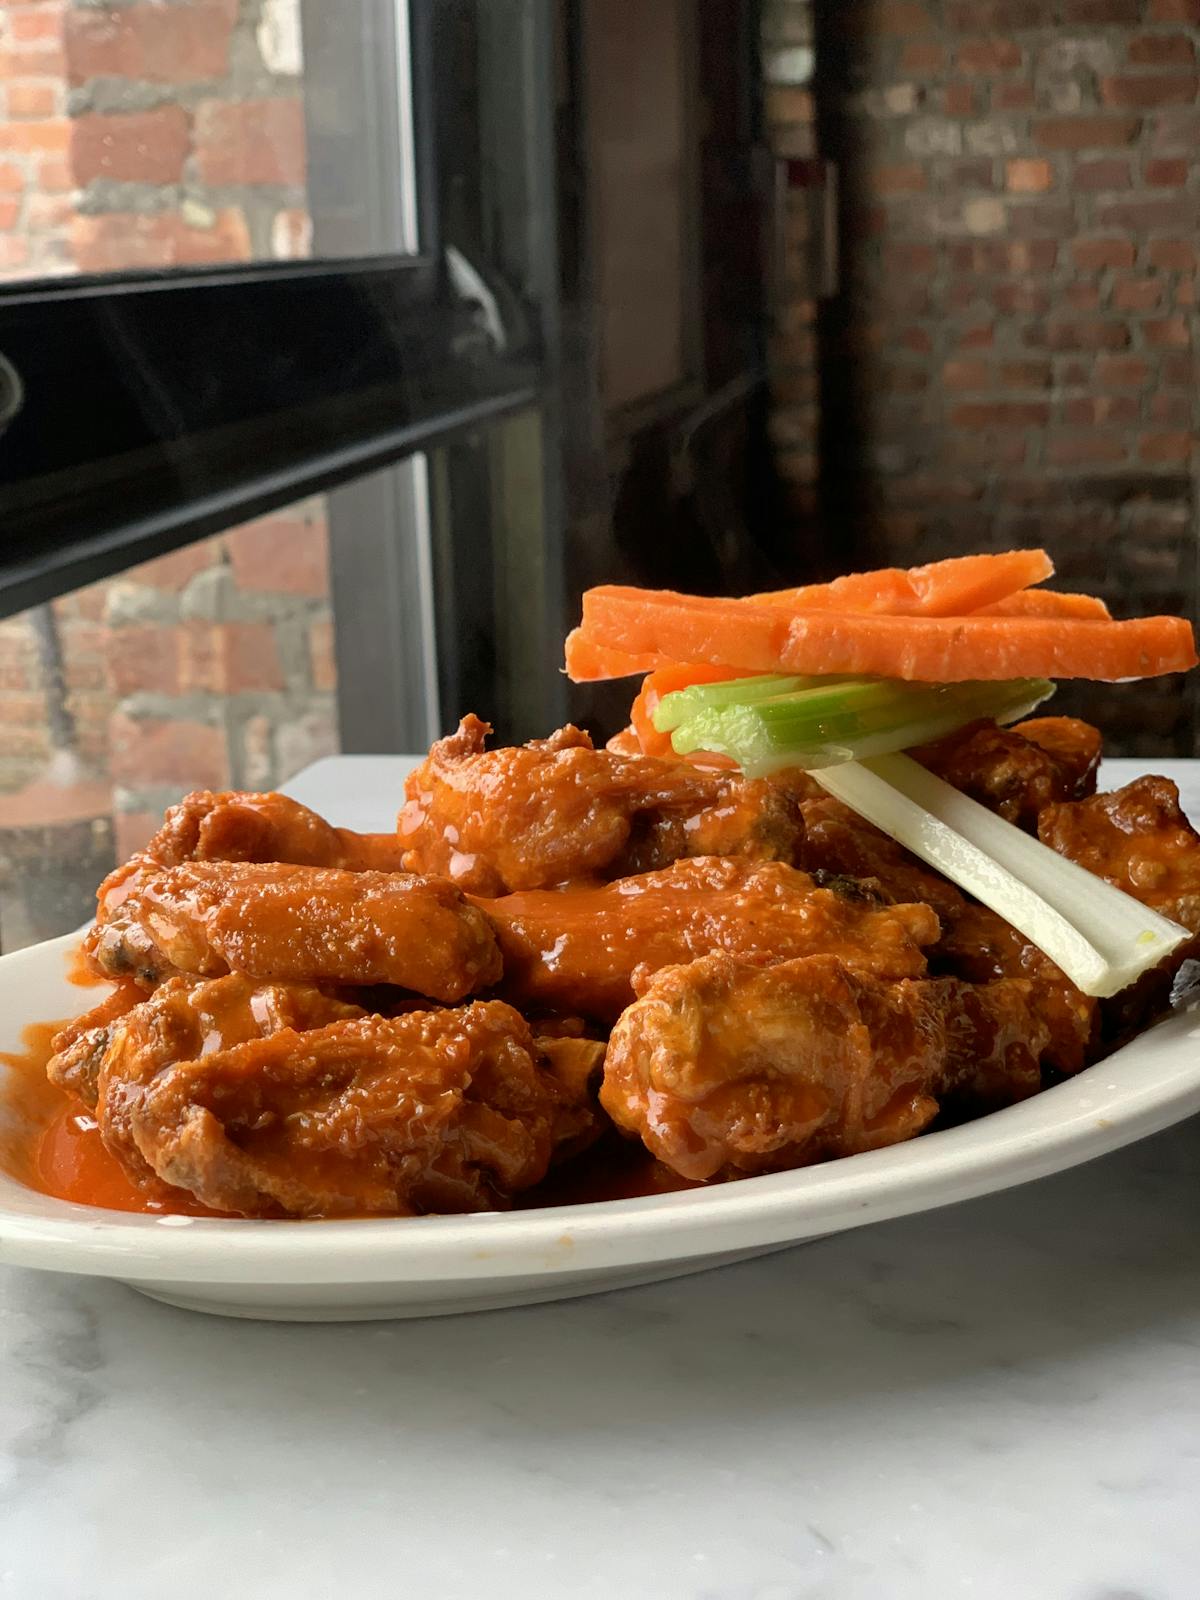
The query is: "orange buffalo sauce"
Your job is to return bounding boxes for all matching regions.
[2,1020,690,1216]
[64,940,108,989]
[0,1012,222,1217]
[35,1100,174,1213]
[0,948,688,1218]
[0,1020,70,1190]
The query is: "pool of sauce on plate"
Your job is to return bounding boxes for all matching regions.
[1,950,695,1217]
[0,1010,224,1217]
[0,944,225,1217]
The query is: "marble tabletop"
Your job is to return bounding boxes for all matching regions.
[3,757,1199,1600]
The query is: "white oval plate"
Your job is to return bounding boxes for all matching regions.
[3,930,1200,1321]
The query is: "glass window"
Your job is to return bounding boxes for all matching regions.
[0,0,427,285]
[0,493,337,951]
[1,0,314,281]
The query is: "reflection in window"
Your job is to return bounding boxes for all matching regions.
[0,499,338,951]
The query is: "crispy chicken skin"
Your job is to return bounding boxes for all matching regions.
[398,714,803,894]
[912,716,1102,829]
[1014,716,1103,795]
[1038,775,1200,931]
[45,982,146,1109]
[796,794,1097,1071]
[481,855,941,1022]
[142,789,409,873]
[115,1002,593,1217]
[84,975,364,1187]
[86,860,502,1001]
[602,953,1051,1182]
[797,794,966,919]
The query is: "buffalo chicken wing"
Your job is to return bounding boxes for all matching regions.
[48,972,361,1115]
[143,789,409,873]
[796,792,1098,1072]
[112,1002,595,1217]
[1039,775,1200,931]
[87,860,501,1001]
[912,715,1101,829]
[482,855,941,1021]
[399,714,803,894]
[601,952,1051,1182]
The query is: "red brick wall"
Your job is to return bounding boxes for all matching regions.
[0,0,70,276]
[0,0,337,869]
[0,0,311,278]
[101,506,338,860]
[0,505,338,854]
[765,0,1200,754]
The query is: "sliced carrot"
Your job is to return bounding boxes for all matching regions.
[573,551,1059,680]
[980,590,1111,620]
[577,586,1196,683]
[564,629,679,682]
[749,549,1054,618]
[579,588,793,676]
[630,663,747,758]
[750,569,921,613]
[778,612,1196,683]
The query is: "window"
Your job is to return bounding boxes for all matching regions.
[0,0,771,950]
[0,0,567,952]
[0,1,556,721]
[0,499,337,949]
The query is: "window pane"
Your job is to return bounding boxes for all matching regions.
[0,0,415,283]
[0,495,338,951]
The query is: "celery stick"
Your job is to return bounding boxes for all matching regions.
[814,755,1189,998]
[653,675,820,732]
[666,678,1053,776]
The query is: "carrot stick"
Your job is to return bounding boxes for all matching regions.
[778,612,1196,683]
[578,586,1196,682]
[564,629,678,681]
[749,549,1054,618]
[579,588,793,675]
[568,591,1112,679]
[980,590,1111,620]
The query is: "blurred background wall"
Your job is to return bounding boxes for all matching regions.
[764,0,1198,747]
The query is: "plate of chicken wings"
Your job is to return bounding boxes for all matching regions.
[3,702,1200,1322]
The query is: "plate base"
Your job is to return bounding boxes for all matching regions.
[125,1245,791,1322]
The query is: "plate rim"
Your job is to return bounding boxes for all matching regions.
[3,931,1200,1286]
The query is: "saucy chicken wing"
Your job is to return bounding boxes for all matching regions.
[602,952,1051,1182]
[1038,775,1200,931]
[114,1002,594,1217]
[482,855,941,1021]
[82,975,364,1184]
[796,792,1097,1072]
[87,860,502,1001]
[142,789,409,873]
[797,794,966,919]
[45,982,146,1108]
[931,901,1097,1073]
[399,714,804,894]
[912,715,1102,829]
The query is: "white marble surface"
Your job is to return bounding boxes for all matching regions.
[3,756,1200,1599]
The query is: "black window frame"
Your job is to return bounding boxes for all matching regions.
[0,0,562,752]
[0,256,541,618]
